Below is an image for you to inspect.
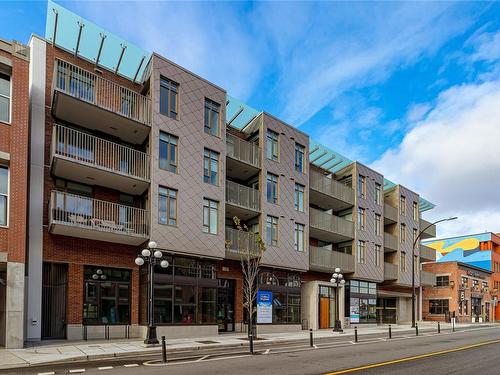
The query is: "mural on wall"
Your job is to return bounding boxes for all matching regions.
[424,233,492,271]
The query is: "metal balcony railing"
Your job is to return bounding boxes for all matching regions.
[225,227,260,258]
[420,244,436,261]
[49,190,149,238]
[52,124,150,181]
[384,232,399,251]
[421,271,436,286]
[309,208,354,238]
[225,180,260,212]
[309,246,354,273]
[384,262,398,280]
[53,59,151,126]
[226,133,261,168]
[309,170,354,206]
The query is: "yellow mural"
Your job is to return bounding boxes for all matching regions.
[426,238,480,256]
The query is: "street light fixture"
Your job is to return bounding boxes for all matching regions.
[330,267,346,332]
[411,216,458,328]
[135,240,169,345]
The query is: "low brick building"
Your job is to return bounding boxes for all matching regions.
[422,262,494,323]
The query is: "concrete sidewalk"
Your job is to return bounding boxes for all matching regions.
[0,322,495,370]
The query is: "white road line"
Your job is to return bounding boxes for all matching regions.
[98,366,114,370]
[313,344,318,349]
[69,370,86,374]
[37,372,55,375]
[124,364,139,367]
[196,355,210,362]
[264,349,271,354]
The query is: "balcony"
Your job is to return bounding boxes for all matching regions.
[384,203,398,224]
[421,271,436,286]
[225,180,260,220]
[384,232,398,252]
[51,125,150,195]
[49,190,149,245]
[309,208,354,243]
[384,262,398,281]
[225,227,261,260]
[420,244,436,262]
[309,170,354,211]
[226,133,261,179]
[51,59,151,144]
[420,219,437,239]
[309,246,354,273]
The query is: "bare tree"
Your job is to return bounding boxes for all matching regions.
[225,216,266,338]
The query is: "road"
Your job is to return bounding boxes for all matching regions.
[4,326,500,375]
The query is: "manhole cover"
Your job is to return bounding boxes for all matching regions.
[196,340,220,344]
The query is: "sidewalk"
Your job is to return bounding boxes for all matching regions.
[0,322,496,370]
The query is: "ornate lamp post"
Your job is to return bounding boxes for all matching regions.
[330,267,346,332]
[135,240,169,345]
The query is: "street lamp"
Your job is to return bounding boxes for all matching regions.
[330,267,346,332]
[411,216,458,328]
[135,240,169,345]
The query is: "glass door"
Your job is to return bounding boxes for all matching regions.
[217,279,235,332]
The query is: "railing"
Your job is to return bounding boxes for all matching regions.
[52,124,150,181]
[49,190,149,238]
[420,244,436,261]
[226,133,261,169]
[384,262,398,280]
[384,232,398,251]
[420,218,437,238]
[225,227,260,258]
[309,208,354,238]
[309,246,354,273]
[310,170,354,206]
[53,59,151,126]
[226,180,260,212]
[421,271,436,286]
[384,203,398,222]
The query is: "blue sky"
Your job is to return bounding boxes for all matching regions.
[1,1,500,237]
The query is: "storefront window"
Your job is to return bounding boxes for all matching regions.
[345,280,377,323]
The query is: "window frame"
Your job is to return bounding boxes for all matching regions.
[400,195,406,216]
[375,183,381,205]
[159,76,179,119]
[0,165,8,227]
[266,130,279,161]
[203,148,219,186]
[294,143,305,173]
[0,72,11,124]
[266,173,279,204]
[357,240,366,264]
[294,222,305,252]
[429,299,449,315]
[158,186,178,226]
[159,131,178,173]
[202,198,219,235]
[266,215,279,246]
[400,252,406,272]
[413,201,419,220]
[204,98,221,137]
[400,223,406,243]
[436,275,450,287]
[375,244,381,267]
[358,175,366,199]
[294,183,305,212]
[375,214,381,236]
[357,207,366,231]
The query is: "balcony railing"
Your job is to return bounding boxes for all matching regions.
[226,133,261,169]
[309,170,354,206]
[49,190,149,238]
[309,246,354,273]
[421,271,436,286]
[225,227,260,259]
[310,208,354,238]
[384,232,398,252]
[384,203,398,222]
[420,218,437,238]
[53,59,151,126]
[420,244,436,261]
[384,262,398,280]
[52,124,150,181]
[225,180,260,212]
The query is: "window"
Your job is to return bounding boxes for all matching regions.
[400,195,406,216]
[375,214,381,236]
[159,76,178,119]
[203,199,218,234]
[436,275,449,287]
[266,130,279,161]
[473,279,479,288]
[294,183,305,212]
[294,223,305,252]
[400,223,406,243]
[461,277,468,287]
[0,166,7,226]
[0,72,10,123]
[400,252,406,272]
[159,187,177,226]
[375,245,381,267]
[266,215,278,246]
[204,98,220,136]
[294,143,305,173]
[267,173,278,204]
[413,228,418,243]
[357,240,366,264]
[375,183,381,205]
[159,132,178,173]
[357,207,365,230]
[413,201,419,220]
[429,299,449,315]
[358,175,366,198]
[203,149,219,185]
[482,281,488,289]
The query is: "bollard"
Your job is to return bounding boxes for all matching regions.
[249,333,254,354]
[161,336,167,363]
[452,318,455,332]
[389,324,392,339]
[415,323,419,336]
[354,326,358,343]
[309,329,314,347]
[438,322,441,334]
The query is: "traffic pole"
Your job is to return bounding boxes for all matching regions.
[354,326,358,343]
[415,323,419,336]
[249,333,254,354]
[309,329,314,347]
[161,336,167,363]
[438,322,441,333]
[389,324,392,339]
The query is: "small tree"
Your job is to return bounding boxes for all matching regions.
[226,216,266,338]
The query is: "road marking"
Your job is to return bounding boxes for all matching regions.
[196,355,210,362]
[37,372,55,375]
[313,344,318,349]
[98,366,114,370]
[324,338,500,374]
[264,349,271,354]
[69,370,86,374]
[124,364,139,367]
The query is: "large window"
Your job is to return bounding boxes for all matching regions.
[159,186,177,226]
[375,183,381,205]
[204,98,220,136]
[429,299,449,315]
[400,223,406,243]
[400,195,406,216]
[0,72,10,123]
[267,173,278,204]
[436,276,449,287]
[375,245,381,267]
[203,198,218,234]
[375,214,381,236]
[357,240,366,264]
[346,280,377,324]
[358,175,366,198]
[413,201,419,220]
[294,223,305,252]
[83,266,131,325]
[400,252,406,272]
[357,207,365,230]
[266,215,278,246]
[266,130,279,161]
[160,76,178,119]
[0,166,7,226]
[203,148,219,185]
[159,132,178,173]
[294,143,305,173]
[294,183,304,212]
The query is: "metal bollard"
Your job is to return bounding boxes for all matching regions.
[438,322,441,333]
[354,326,358,343]
[415,323,419,336]
[249,333,254,354]
[452,318,455,332]
[389,324,392,339]
[309,329,313,347]
[161,336,167,363]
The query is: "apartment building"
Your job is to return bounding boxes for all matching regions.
[0,38,30,348]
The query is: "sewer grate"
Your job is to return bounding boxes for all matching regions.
[195,340,220,344]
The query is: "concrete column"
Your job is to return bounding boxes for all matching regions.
[5,262,25,348]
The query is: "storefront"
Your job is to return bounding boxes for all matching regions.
[302,280,345,330]
[345,280,377,324]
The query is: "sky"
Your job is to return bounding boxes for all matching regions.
[1,1,500,238]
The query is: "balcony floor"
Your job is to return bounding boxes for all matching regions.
[226,157,260,180]
[310,226,354,244]
[309,189,353,212]
[225,203,260,221]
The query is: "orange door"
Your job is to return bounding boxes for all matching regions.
[319,297,330,329]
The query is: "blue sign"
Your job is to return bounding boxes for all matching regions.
[257,291,273,324]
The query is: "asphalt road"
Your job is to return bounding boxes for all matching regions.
[5,326,500,375]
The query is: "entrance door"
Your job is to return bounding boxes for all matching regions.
[471,297,481,322]
[319,297,330,329]
[217,279,235,332]
[42,263,68,339]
